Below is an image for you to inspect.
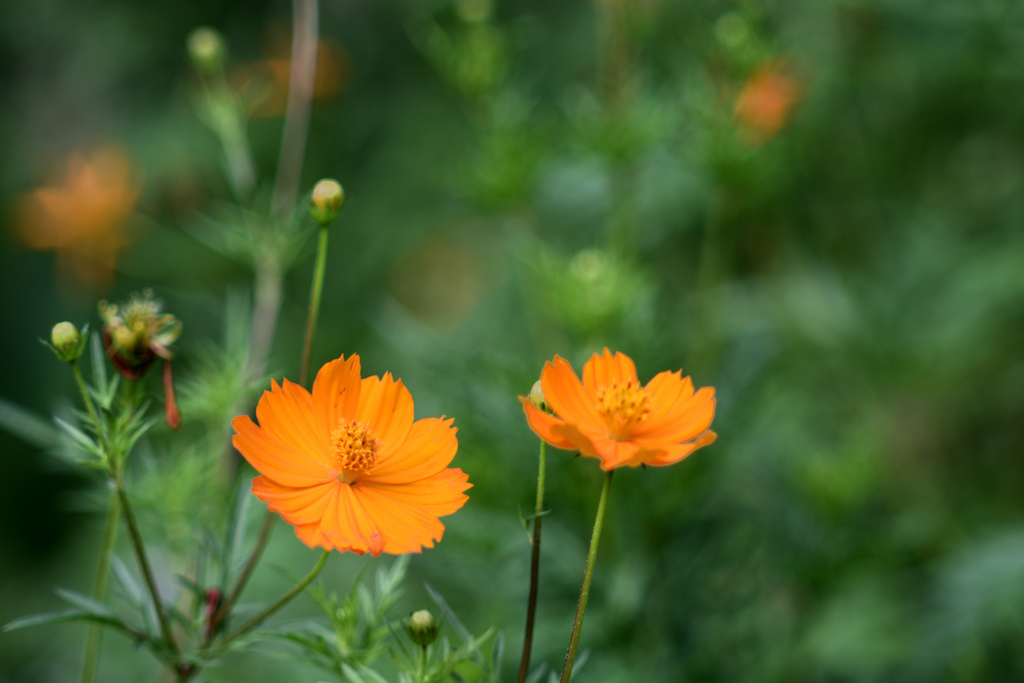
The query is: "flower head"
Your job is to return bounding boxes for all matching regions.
[232,354,471,556]
[733,60,802,144]
[521,349,716,470]
[14,147,138,291]
[99,289,182,379]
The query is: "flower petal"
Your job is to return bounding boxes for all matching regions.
[251,477,336,526]
[567,432,658,470]
[255,379,331,468]
[358,468,470,518]
[293,520,323,549]
[582,348,639,394]
[354,484,448,555]
[231,415,333,487]
[334,484,385,556]
[363,417,458,485]
[549,421,601,456]
[311,354,362,436]
[354,374,414,459]
[633,387,716,446]
[640,371,694,426]
[639,430,717,467]
[521,399,577,451]
[540,356,603,432]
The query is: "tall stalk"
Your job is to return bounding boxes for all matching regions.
[116,477,179,656]
[79,490,120,683]
[247,0,320,382]
[299,224,330,387]
[272,0,319,222]
[559,471,613,683]
[213,1,326,645]
[216,549,330,646]
[516,440,547,683]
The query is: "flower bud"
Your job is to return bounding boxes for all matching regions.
[47,321,86,362]
[529,380,546,410]
[51,322,80,352]
[407,609,438,646]
[309,179,345,226]
[187,26,227,75]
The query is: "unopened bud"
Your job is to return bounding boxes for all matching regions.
[529,380,546,410]
[52,322,80,352]
[187,27,227,75]
[407,609,438,646]
[309,179,344,226]
[47,322,86,362]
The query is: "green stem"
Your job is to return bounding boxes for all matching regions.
[299,225,330,387]
[517,440,547,683]
[115,478,178,656]
[79,487,120,683]
[559,470,613,683]
[70,360,101,431]
[272,0,319,220]
[217,548,329,646]
[203,510,275,646]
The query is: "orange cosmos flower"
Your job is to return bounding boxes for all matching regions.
[14,146,139,290]
[232,354,470,556]
[733,60,802,144]
[521,349,717,470]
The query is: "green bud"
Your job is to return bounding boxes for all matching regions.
[529,380,546,410]
[187,26,227,75]
[309,179,345,226]
[46,321,87,362]
[407,609,438,646]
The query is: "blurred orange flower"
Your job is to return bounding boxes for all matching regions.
[522,349,716,470]
[238,39,349,118]
[733,61,802,143]
[14,147,138,290]
[232,354,471,556]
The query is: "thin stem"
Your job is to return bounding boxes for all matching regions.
[70,360,101,431]
[247,257,284,383]
[115,478,178,656]
[203,510,275,646]
[299,225,330,387]
[217,548,329,646]
[559,470,613,683]
[272,0,319,222]
[79,487,120,683]
[517,440,547,683]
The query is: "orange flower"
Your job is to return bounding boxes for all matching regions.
[14,147,138,290]
[521,349,716,470]
[235,39,350,119]
[232,354,470,556]
[733,60,802,144]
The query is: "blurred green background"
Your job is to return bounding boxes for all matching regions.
[4,0,1024,681]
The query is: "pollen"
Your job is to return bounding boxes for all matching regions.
[594,380,651,441]
[331,419,380,481]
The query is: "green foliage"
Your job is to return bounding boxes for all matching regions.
[3,0,1024,682]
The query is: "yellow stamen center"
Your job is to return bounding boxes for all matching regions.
[331,419,380,483]
[594,380,651,441]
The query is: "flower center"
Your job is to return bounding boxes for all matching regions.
[331,419,380,482]
[594,380,651,441]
